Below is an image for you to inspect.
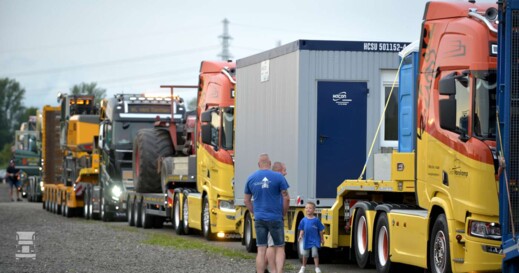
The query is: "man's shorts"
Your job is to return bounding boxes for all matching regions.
[303,246,319,258]
[8,179,21,189]
[255,220,284,247]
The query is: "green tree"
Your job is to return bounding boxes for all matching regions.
[70,82,106,105]
[0,78,26,164]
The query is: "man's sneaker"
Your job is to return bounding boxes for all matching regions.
[315,267,322,273]
[298,266,306,273]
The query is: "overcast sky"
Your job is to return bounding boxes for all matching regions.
[0,0,496,109]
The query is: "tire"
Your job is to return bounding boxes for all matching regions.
[374,213,397,273]
[182,194,190,235]
[244,212,257,253]
[429,214,452,273]
[134,198,142,227]
[202,195,216,240]
[133,129,174,193]
[64,200,72,218]
[161,157,174,194]
[142,200,152,229]
[61,200,66,216]
[101,195,112,222]
[174,193,184,235]
[354,208,370,268]
[127,197,135,226]
[84,189,91,220]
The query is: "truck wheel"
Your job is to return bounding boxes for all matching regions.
[174,193,184,235]
[141,200,152,229]
[244,212,257,253]
[354,208,370,268]
[64,199,71,218]
[374,212,397,273]
[182,194,190,235]
[84,190,91,220]
[101,196,112,222]
[61,200,66,216]
[127,197,135,226]
[134,198,142,227]
[429,214,452,273]
[202,195,216,240]
[133,129,173,193]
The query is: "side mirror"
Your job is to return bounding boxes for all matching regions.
[439,98,456,131]
[201,110,212,123]
[201,124,212,145]
[439,73,457,96]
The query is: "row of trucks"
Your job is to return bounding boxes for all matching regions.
[39,1,518,272]
[41,92,175,220]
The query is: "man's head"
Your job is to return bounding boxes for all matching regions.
[9,160,15,167]
[258,153,271,170]
[272,161,287,176]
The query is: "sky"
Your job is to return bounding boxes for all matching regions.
[0,0,496,109]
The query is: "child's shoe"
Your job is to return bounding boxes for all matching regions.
[298,266,306,273]
[315,267,322,273]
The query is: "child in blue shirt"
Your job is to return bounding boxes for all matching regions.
[298,201,325,273]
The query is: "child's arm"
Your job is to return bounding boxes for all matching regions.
[298,230,304,241]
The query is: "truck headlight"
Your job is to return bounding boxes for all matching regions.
[218,199,235,212]
[40,182,44,191]
[469,220,501,240]
[111,185,122,200]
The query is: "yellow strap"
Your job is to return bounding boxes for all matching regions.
[358,57,405,179]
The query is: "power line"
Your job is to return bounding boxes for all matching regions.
[2,46,219,77]
[0,24,220,55]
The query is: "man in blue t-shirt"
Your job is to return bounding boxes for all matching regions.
[244,153,289,273]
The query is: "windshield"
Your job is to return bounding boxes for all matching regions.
[473,71,497,139]
[113,121,154,145]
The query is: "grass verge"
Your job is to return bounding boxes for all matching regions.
[143,233,253,260]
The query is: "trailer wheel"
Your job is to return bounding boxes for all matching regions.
[374,212,397,273]
[61,199,66,216]
[133,129,173,193]
[202,195,216,240]
[134,198,142,227]
[244,212,257,253]
[353,208,370,268]
[429,214,452,273]
[64,199,71,218]
[182,194,190,235]
[101,195,113,222]
[127,197,135,226]
[174,193,184,235]
[141,199,152,229]
[84,189,91,220]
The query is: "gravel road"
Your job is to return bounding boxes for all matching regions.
[0,183,387,273]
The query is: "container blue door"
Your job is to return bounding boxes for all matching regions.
[316,81,367,198]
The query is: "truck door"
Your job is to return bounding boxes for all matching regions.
[316,81,367,198]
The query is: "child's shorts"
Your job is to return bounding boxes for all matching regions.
[303,246,319,258]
